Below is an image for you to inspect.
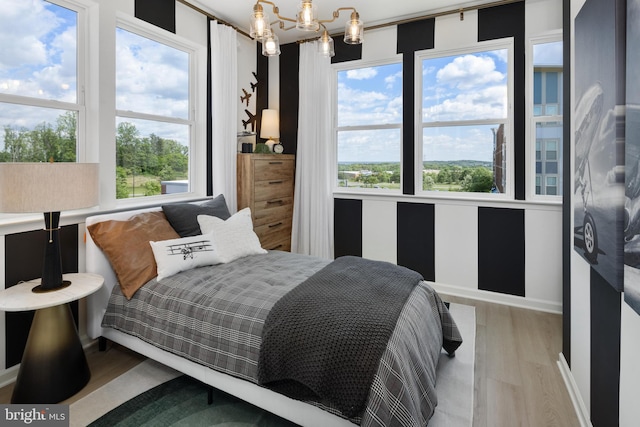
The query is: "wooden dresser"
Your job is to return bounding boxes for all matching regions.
[237,153,295,251]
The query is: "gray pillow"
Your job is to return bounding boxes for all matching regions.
[162,195,231,237]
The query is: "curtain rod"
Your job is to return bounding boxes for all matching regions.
[176,0,251,38]
[365,0,523,32]
[177,0,523,44]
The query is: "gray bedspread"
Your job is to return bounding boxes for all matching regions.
[258,256,424,417]
[102,251,463,426]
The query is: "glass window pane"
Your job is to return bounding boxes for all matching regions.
[337,63,402,127]
[534,72,542,105]
[545,72,559,104]
[116,28,189,119]
[422,49,508,122]
[533,41,563,67]
[115,117,189,199]
[0,102,77,162]
[534,121,563,196]
[0,1,77,103]
[337,128,401,189]
[422,124,505,193]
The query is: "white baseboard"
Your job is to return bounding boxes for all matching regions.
[0,364,19,390]
[557,353,592,427]
[429,281,562,314]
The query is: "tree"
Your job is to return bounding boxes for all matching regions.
[116,166,130,199]
[423,174,435,190]
[461,167,494,192]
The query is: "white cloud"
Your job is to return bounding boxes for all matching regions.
[337,82,401,126]
[384,70,402,89]
[0,0,59,70]
[115,29,189,119]
[436,54,505,90]
[346,67,378,80]
[424,85,507,121]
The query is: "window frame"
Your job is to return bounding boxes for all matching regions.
[332,56,404,194]
[526,31,563,202]
[414,38,515,200]
[113,13,207,206]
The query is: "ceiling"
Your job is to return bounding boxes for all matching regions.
[190,0,491,44]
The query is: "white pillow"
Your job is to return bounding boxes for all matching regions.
[197,208,267,263]
[150,233,223,281]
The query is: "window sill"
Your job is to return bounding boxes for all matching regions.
[332,189,562,210]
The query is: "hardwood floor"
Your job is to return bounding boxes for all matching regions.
[443,295,580,427]
[1,297,580,426]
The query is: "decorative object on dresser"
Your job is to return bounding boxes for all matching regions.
[237,153,294,251]
[260,109,280,152]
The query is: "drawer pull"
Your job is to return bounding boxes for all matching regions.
[268,180,283,185]
[269,222,283,228]
[267,199,284,205]
[269,161,283,165]
[269,244,284,250]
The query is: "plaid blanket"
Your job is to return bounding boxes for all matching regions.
[102,251,463,426]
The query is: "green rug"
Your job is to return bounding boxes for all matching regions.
[88,375,298,427]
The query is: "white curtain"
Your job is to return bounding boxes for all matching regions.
[291,42,334,259]
[210,21,238,213]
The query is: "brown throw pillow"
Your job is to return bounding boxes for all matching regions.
[87,211,180,299]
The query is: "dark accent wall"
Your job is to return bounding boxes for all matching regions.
[478,207,525,296]
[135,0,175,33]
[4,226,79,368]
[397,202,435,281]
[397,19,435,196]
[332,35,362,63]
[278,43,299,154]
[590,269,621,427]
[334,198,363,257]
[478,2,526,200]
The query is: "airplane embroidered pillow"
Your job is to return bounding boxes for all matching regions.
[150,233,223,281]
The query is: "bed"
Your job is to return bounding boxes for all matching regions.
[85,199,462,427]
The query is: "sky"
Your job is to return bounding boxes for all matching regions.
[0,0,190,151]
[338,43,562,164]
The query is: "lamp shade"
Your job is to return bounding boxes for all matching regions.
[260,109,280,139]
[0,162,99,213]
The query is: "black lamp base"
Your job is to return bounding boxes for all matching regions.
[37,211,65,293]
[32,280,71,294]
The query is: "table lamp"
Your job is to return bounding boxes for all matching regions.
[260,109,280,152]
[0,162,99,292]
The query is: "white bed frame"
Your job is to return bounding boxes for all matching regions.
[85,206,354,427]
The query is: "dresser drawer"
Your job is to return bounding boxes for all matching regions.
[252,196,293,227]
[255,217,292,239]
[259,234,292,252]
[254,179,293,202]
[254,159,294,181]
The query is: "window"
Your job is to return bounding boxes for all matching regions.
[530,36,563,198]
[417,40,513,197]
[335,61,403,190]
[115,23,194,199]
[0,0,84,163]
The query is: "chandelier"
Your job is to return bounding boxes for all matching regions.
[249,0,364,57]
